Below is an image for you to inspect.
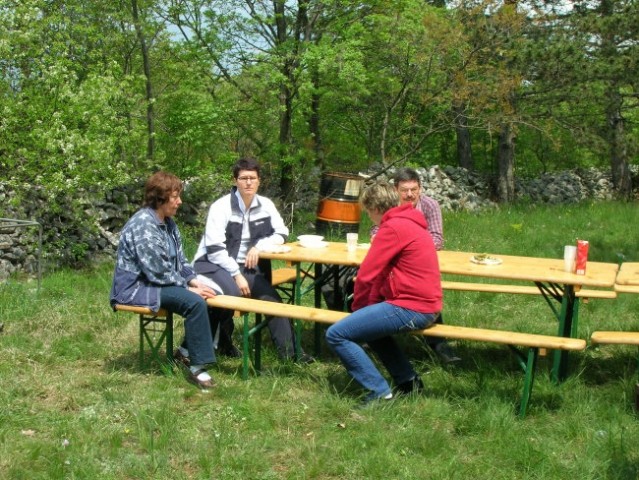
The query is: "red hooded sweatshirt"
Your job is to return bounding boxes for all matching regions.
[352,203,442,313]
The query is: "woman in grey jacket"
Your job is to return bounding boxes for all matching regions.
[110,171,218,389]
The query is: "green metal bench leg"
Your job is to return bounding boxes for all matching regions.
[254,314,263,373]
[165,312,174,364]
[242,312,250,380]
[138,312,173,370]
[519,347,539,418]
[139,315,145,369]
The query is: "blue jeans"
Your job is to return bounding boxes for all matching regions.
[326,302,437,399]
[160,286,215,366]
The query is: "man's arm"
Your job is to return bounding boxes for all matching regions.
[419,195,444,250]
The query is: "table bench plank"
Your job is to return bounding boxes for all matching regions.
[441,280,616,299]
[206,295,585,417]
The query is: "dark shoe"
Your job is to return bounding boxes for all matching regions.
[433,342,461,364]
[280,352,316,364]
[218,344,242,358]
[356,392,394,409]
[187,369,215,390]
[173,349,190,367]
[394,376,424,396]
[297,353,316,364]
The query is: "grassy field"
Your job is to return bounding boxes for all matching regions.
[1,200,639,479]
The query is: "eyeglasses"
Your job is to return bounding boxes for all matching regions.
[398,187,420,195]
[237,176,259,183]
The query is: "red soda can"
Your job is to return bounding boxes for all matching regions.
[575,240,589,275]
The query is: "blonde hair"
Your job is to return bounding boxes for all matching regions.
[359,181,400,214]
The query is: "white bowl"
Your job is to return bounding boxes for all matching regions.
[299,240,327,248]
[298,234,324,243]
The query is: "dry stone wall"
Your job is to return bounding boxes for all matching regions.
[0,167,636,281]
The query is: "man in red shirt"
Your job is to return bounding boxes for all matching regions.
[370,167,459,364]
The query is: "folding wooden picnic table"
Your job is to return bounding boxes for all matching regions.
[261,243,619,381]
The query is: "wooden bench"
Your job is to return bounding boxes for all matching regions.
[206,295,586,417]
[441,280,617,299]
[590,331,639,410]
[112,268,300,370]
[113,304,174,369]
[591,331,639,347]
[271,266,298,304]
[590,331,639,371]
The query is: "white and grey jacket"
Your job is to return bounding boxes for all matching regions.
[193,187,289,276]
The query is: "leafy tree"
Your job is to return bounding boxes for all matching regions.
[568,0,638,197]
[0,0,151,194]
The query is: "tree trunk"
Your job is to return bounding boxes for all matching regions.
[278,80,294,201]
[131,0,154,161]
[606,85,632,198]
[454,102,474,170]
[599,0,632,198]
[274,0,295,201]
[309,71,324,170]
[496,123,516,202]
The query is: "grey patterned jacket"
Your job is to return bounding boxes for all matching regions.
[109,207,196,312]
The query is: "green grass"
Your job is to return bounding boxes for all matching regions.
[2,201,639,479]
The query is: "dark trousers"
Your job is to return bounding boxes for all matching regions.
[196,263,299,359]
[424,313,446,348]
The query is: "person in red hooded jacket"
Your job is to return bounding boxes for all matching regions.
[325,182,442,406]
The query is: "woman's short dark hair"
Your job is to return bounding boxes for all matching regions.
[359,182,400,214]
[233,157,261,179]
[144,171,183,209]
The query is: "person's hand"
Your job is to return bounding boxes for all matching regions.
[234,274,251,297]
[188,280,217,299]
[244,246,260,269]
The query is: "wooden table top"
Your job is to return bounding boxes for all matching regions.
[260,241,369,267]
[437,250,618,288]
[260,242,619,288]
[614,262,639,293]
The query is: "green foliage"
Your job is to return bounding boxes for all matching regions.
[1,1,145,194]
[1,0,638,208]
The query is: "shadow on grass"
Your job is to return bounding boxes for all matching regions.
[582,348,639,386]
[105,349,247,379]
[316,338,569,415]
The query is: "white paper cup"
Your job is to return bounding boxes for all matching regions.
[347,233,358,252]
[564,245,577,273]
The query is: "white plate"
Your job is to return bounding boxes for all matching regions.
[261,245,292,254]
[298,234,324,243]
[299,241,328,248]
[470,255,502,266]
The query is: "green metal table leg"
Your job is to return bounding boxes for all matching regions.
[295,319,302,361]
[552,286,575,383]
[314,262,323,356]
[570,298,580,338]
